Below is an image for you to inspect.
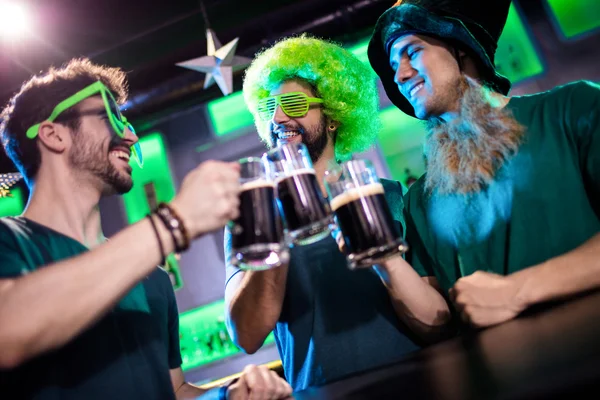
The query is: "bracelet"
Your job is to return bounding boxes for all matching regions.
[220,378,238,400]
[156,202,190,252]
[219,385,228,400]
[159,202,189,252]
[147,214,166,267]
[155,207,182,252]
[165,203,190,247]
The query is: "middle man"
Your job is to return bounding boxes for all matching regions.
[224,35,451,391]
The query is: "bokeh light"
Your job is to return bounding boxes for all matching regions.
[0,2,31,40]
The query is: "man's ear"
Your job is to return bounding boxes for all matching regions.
[37,121,68,153]
[327,119,340,133]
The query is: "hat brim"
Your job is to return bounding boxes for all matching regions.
[368,4,511,118]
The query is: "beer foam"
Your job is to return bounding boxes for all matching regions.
[330,182,385,211]
[241,179,276,191]
[275,168,316,183]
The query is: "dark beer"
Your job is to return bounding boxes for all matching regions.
[276,169,331,231]
[231,180,282,250]
[331,183,400,255]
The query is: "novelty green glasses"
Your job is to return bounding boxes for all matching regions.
[26,81,143,167]
[257,92,324,121]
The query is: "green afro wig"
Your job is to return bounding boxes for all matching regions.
[243,34,382,162]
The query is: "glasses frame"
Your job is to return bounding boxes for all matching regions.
[257,91,324,121]
[25,81,143,166]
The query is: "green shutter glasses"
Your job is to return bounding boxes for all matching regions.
[25,81,143,167]
[257,92,324,121]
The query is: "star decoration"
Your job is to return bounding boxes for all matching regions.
[0,172,23,198]
[176,29,252,96]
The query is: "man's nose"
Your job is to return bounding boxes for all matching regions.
[394,60,416,85]
[272,105,290,124]
[122,125,138,146]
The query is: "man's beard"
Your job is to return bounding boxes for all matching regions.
[303,116,329,163]
[69,135,133,195]
[272,115,329,163]
[423,76,526,194]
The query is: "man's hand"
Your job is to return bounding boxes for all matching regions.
[449,271,527,328]
[170,160,241,238]
[227,364,293,400]
[333,227,347,255]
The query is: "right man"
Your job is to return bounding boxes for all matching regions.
[368,0,600,328]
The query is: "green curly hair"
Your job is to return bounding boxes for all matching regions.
[243,34,382,162]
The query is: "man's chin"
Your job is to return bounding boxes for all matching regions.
[411,101,430,120]
[116,175,134,194]
[102,173,134,195]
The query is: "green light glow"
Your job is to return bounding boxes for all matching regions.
[495,3,545,84]
[376,107,428,181]
[0,187,24,217]
[348,38,370,66]
[545,0,600,39]
[121,133,183,290]
[122,133,176,224]
[179,299,275,371]
[207,91,254,137]
[377,107,427,157]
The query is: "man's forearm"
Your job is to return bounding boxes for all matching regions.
[513,232,600,307]
[375,257,452,342]
[226,266,288,354]
[175,382,209,399]
[0,215,173,368]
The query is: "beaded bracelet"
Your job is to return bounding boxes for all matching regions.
[156,202,190,253]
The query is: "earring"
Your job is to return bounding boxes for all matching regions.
[328,124,336,131]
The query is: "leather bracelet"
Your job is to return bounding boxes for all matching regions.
[163,202,190,251]
[167,203,190,249]
[155,206,179,251]
[147,214,166,267]
[156,202,190,252]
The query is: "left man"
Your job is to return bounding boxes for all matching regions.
[0,58,292,400]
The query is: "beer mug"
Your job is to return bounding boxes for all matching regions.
[324,159,408,269]
[266,143,334,245]
[229,157,289,270]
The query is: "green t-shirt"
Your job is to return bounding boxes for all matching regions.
[0,217,182,400]
[405,80,600,294]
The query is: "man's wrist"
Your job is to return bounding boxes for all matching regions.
[375,254,406,275]
[372,264,391,285]
[509,263,543,309]
[222,378,239,400]
[191,385,228,400]
[220,385,229,400]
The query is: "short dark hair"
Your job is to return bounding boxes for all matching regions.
[0,58,128,186]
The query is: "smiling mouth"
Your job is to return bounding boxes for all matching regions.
[409,82,425,98]
[275,130,302,140]
[109,149,131,163]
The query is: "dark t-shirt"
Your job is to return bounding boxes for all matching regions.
[225,178,422,391]
[0,217,182,400]
[405,80,600,293]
